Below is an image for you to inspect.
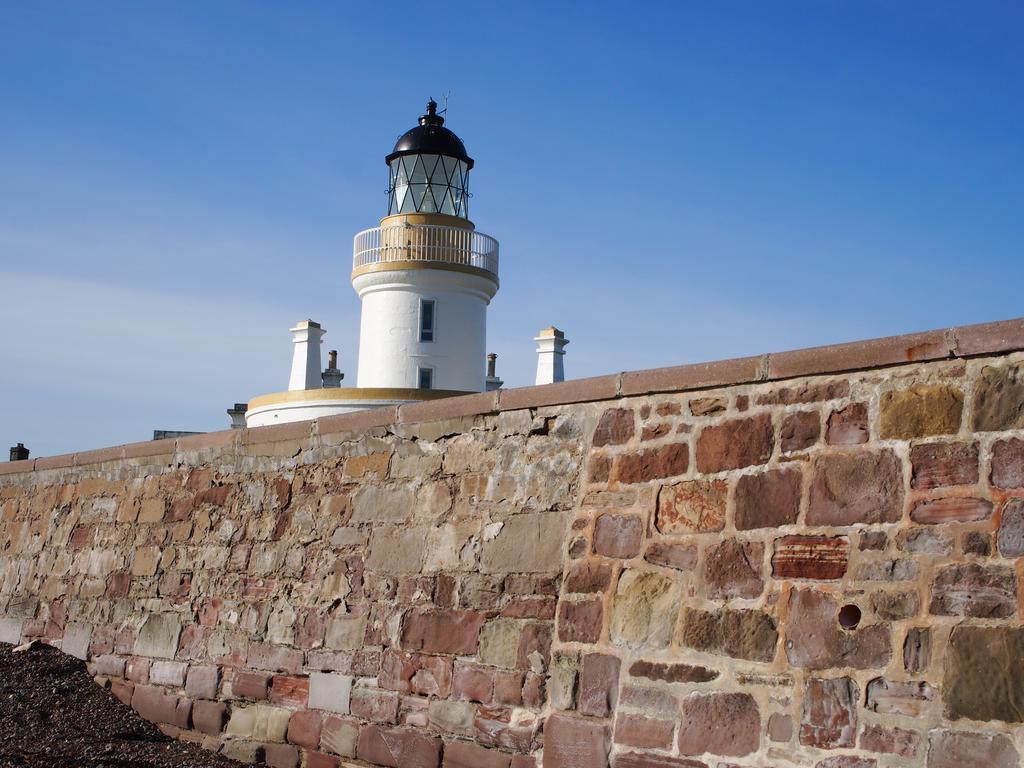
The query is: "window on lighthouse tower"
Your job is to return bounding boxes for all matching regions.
[419,299,435,342]
[418,367,433,390]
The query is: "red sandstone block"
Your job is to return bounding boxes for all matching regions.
[768,329,951,380]
[263,742,299,768]
[131,684,191,728]
[192,699,227,735]
[357,724,442,768]
[270,675,310,708]
[543,714,610,768]
[110,678,134,705]
[33,453,76,470]
[442,740,512,768]
[498,374,620,411]
[557,599,603,644]
[0,459,33,476]
[305,752,341,768]
[614,713,675,750]
[398,391,498,424]
[400,609,484,655]
[350,687,400,723]
[248,643,304,674]
[317,406,401,436]
[74,445,125,467]
[579,653,621,718]
[620,355,765,397]
[287,709,323,749]
[242,421,312,446]
[453,664,495,703]
[234,670,273,700]
[772,536,849,580]
[177,429,239,452]
[954,317,1024,357]
[122,437,177,459]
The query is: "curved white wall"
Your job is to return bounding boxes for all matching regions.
[352,267,498,392]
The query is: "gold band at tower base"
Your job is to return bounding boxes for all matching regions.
[351,260,498,284]
[247,387,474,410]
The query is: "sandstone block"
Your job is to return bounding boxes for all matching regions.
[192,699,226,735]
[614,754,708,768]
[734,468,801,530]
[614,713,674,749]
[944,625,1024,723]
[929,563,1016,617]
[308,673,353,714]
[703,539,764,600]
[356,725,442,768]
[131,685,191,728]
[879,384,963,439]
[677,691,759,757]
[592,408,635,447]
[150,660,188,687]
[910,441,978,489]
[477,619,521,668]
[480,512,567,574]
[628,659,718,683]
[351,688,400,724]
[780,410,820,452]
[772,535,848,580]
[768,712,792,742]
[865,677,936,717]
[614,443,689,484]
[379,650,453,698]
[610,570,679,649]
[564,561,613,593]
[234,670,273,700]
[903,627,931,674]
[557,599,603,644]
[860,723,920,758]
[442,740,512,768]
[800,677,856,749]
[427,699,475,735]
[695,413,773,474]
[870,590,920,621]
[826,402,869,444]
[542,714,610,768]
[578,653,621,717]
[814,759,876,768]
[325,615,367,651]
[269,675,309,708]
[366,526,428,574]
[656,479,727,534]
[678,607,777,662]
[248,643,304,673]
[133,614,181,659]
[898,526,952,554]
[926,729,1019,768]
[643,541,697,571]
[351,485,415,524]
[286,709,322,748]
[991,437,1024,487]
[593,514,644,559]
[401,609,484,655]
[997,498,1024,557]
[807,450,903,526]
[225,703,292,742]
[185,664,219,700]
[263,743,299,768]
[785,588,891,670]
[690,396,726,416]
[453,663,494,703]
[972,363,1024,431]
[911,496,992,524]
[320,715,358,757]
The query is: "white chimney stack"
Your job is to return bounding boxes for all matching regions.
[534,326,569,385]
[288,320,326,391]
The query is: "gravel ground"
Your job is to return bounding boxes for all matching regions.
[0,641,250,768]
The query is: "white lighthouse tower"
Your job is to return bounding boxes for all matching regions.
[244,101,500,426]
[352,99,499,392]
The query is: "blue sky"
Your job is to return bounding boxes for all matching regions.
[1,1,1022,456]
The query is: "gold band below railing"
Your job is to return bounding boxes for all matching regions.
[248,387,474,410]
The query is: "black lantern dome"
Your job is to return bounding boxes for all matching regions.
[386,100,473,218]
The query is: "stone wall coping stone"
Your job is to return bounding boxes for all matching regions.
[5,316,1024,475]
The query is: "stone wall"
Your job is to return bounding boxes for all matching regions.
[2,318,1024,768]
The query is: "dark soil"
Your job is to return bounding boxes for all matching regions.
[0,642,248,768]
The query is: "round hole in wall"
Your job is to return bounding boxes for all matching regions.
[837,604,861,630]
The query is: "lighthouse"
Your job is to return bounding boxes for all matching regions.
[352,99,499,392]
[244,100,500,426]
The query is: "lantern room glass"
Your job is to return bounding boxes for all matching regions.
[388,153,470,218]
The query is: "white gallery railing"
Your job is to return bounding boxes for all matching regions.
[353,223,499,277]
